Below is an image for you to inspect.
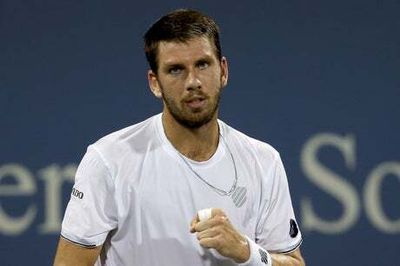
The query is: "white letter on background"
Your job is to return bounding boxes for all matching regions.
[364,161,400,233]
[0,164,37,235]
[301,133,360,234]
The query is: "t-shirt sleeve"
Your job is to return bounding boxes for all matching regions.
[255,154,302,253]
[61,145,118,247]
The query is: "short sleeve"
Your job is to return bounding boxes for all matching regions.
[255,154,302,253]
[61,145,118,247]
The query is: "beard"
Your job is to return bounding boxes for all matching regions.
[161,87,221,129]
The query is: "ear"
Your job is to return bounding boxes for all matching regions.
[220,56,229,88]
[148,70,162,98]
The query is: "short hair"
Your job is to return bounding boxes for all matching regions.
[144,9,222,73]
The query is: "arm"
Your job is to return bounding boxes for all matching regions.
[53,237,102,266]
[55,147,117,265]
[271,249,305,266]
[191,208,305,266]
[253,153,304,265]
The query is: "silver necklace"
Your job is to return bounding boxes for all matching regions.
[176,133,238,196]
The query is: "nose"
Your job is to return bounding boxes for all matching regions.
[185,69,201,91]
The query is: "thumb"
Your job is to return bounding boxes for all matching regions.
[210,208,226,218]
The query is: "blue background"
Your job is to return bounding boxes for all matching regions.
[1,0,399,265]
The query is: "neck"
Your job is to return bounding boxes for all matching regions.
[162,111,219,162]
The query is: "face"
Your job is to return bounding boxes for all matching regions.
[148,37,228,128]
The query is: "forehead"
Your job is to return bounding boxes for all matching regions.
[157,37,217,66]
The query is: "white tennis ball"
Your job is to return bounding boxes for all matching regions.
[198,208,212,222]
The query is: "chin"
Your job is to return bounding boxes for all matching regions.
[176,112,215,129]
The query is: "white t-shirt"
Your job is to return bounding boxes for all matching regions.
[61,114,302,266]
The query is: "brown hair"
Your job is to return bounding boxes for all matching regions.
[144,9,222,73]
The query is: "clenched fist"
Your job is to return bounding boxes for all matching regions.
[190,208,250,263]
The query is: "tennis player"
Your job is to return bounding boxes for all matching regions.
[54,9,305,266]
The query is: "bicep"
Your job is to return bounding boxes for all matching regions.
[54,237,102,266]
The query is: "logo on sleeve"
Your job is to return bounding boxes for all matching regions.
[289,219,299,238]
[71,187,84,199]
[258,249,269,264]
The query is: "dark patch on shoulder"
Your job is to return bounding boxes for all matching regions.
[289,219,299,238]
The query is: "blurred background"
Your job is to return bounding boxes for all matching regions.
[1,0,399,265]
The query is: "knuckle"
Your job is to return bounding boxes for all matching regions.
[216,216,225,223]
[216,215,229,225]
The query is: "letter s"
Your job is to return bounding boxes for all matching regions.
[300,133,360,234]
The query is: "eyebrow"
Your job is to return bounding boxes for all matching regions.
[163,55,214,68]
[196,55,214,63]
[164,63,185,69]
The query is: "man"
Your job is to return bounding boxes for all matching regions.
[54,9,305,266]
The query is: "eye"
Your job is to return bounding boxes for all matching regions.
[197,61,209,70]
[168,67,182,75]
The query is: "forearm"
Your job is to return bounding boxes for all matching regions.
[53,237,102,266]
[238,236,305,266]
[271,249,305,266]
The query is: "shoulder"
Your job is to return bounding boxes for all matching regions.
[86,114,161,174]
[219,119,281,164]
[93,114,160,151]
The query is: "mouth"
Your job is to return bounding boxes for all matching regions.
[185,96,207,109]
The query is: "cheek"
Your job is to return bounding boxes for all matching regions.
[164,76,186,90]
[200,71,221,87]
[161,85,183,103]
[158,78,180,94]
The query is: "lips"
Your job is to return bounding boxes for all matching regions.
[185,96,206,109]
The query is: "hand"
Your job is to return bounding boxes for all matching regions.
[190,208,250,263]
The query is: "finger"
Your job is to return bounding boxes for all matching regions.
[211,208,226,218]
[196,208,225,223]
[198,236,221,250]
[191,209,212,233]
[196,228,219,240]
[194,214,229,232]
[190,217,197,233]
